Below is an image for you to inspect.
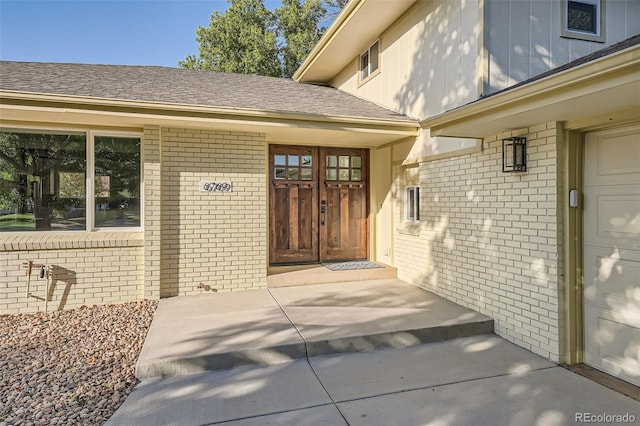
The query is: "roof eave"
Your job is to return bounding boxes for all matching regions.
[420,43,640,138]
[293,0,417,84]
[0,90,420,147]
[0,90,418,129]
[292,0,363,82]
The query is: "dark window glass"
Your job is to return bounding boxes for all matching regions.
[370,41,379,73]
[568,1,597,33]
[0,130,86,231]
[94,136,141,228]
[360,51,370,79]
[407,186,420,222]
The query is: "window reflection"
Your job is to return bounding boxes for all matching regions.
[0,130,86,231]
[94,136,141,228]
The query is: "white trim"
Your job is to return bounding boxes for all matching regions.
[87,130,95,231]
[405,185,420,222]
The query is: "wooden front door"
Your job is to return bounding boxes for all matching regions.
[319,147,369,261]
[269,145,369,264]
[269,146,319,264]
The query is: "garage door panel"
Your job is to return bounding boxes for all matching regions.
[583,188,640,250]
[583,124,640,387]
[584,314,640,385]
[584,246,640,313]
[584,127,640,186]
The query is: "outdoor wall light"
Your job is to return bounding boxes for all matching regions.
[502,137,527,173]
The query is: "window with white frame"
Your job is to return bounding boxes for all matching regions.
[406,186,420,222]
[0,128,142,232]
[402,165,420,223]
[562,0,604,42]
[360,40,379,81]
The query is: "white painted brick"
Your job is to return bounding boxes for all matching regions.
[395,122,563,362]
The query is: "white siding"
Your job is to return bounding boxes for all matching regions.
[485,0,640,94]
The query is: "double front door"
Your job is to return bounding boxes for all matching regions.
[269,145,369,264]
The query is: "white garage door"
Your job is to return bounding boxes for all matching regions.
[584,124,640,386]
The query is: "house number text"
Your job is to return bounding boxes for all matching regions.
[199,181,232,193]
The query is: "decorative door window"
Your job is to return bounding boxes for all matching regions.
[274,153,313,181]
[325,155,362,181]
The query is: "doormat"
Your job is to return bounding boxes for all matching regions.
[322,260,384,271]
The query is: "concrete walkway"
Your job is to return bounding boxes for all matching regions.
[108,279,639,425]
[108,336,639,425]
[135,279,493,378]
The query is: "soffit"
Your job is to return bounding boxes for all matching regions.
[295,0,417,84]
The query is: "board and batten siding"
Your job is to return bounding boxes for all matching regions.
[484,0,640,94]
[331,0,481,121]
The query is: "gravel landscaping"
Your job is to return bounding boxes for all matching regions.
[0,300,157,425]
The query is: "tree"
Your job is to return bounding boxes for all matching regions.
[180,0,347,78]
[180,0,280,77]
[323,0,348,22]
[276,0,325,78]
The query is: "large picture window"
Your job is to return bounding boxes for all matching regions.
[0,128,141,232]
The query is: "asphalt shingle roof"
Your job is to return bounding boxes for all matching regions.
[0,62,413,122]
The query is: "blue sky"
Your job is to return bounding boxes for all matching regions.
[0,0,282,67]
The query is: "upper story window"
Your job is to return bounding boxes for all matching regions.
[0,128,142,232]
[562,0,605,42]
[359,40,380,82]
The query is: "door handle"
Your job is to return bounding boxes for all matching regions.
[320,200,326,225]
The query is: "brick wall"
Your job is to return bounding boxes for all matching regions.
[158,128,267,296]
[0,234,143,314]
[1,126,268,314]
[394,122,564,361]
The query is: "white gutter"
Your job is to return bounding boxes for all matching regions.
[0,89,418,131]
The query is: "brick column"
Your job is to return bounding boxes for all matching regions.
[143,126,162,299]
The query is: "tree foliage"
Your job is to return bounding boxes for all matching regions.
[180,0,348,78]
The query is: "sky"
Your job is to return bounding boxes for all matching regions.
[0,0,282,68]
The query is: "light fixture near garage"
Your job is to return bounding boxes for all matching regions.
[502,137,527,173]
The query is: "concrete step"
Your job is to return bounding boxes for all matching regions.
[136,279,494,379]
[267,263,397,288]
